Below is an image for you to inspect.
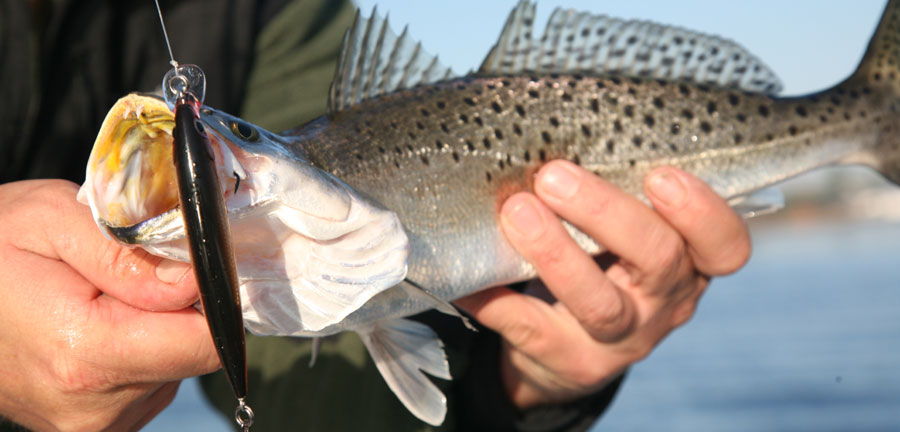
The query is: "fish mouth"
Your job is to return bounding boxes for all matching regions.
[79,94,251,241]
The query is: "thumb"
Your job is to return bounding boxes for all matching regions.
[22,181,200,311]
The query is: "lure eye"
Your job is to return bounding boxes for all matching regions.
[230,121,259,142]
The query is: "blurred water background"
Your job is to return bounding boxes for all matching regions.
[146,1,900,430]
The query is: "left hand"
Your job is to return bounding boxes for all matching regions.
[456,161,751,408]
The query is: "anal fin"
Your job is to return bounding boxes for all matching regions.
[358,318,451,426]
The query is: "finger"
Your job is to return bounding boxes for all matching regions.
[455,287,573,355]
[498,193,635,341]
[127,382,182,431]
[8,250,219,385]
[644,167,751,275]
[532,161,686,283]
[17,181,199,311]
[94,295,221,382]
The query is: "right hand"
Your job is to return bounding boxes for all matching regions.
[0,180,220,431]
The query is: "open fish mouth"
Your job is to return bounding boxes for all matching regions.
[77,94,180,228]
[77,94,254,241]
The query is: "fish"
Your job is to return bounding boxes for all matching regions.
[77,1,900,425]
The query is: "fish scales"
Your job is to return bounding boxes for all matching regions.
[293,74,890,314]
[78,1,900,425]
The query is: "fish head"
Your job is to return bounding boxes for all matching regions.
[79,94,376,249]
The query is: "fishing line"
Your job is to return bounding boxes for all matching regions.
[153,0,178,68]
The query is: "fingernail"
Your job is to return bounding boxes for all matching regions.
[648,171,687,207]
[503,197,545,240]
[539,163,580,199]
[156,259,191,284]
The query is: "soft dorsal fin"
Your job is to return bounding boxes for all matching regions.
[479,1,783,95]
[328,7,454,114]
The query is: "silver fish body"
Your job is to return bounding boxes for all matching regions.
[79,1,900,425]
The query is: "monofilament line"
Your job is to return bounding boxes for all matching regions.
[153,0,179,68]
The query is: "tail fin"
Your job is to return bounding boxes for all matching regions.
[850,0,900,185]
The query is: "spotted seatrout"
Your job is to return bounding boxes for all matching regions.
[77,1,900,425]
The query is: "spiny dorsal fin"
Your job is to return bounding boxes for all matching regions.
[479,1,783,94]
[328,7,454,114]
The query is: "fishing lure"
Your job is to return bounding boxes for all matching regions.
[154,2,252,430]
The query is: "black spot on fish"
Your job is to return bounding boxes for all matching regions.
[788,125,798,136]
[706,101,717,115]
[734,133,743,144]
[492,101,503,113]
[758,105,770,117]
[541,131,552,145]
[629,159,636,167]
[475,117,484,127]
[515,104,526,117]
[596,81,606,89]
[679,84,690,96]
[378,146,385,154]
[644,115,655,128]
[610,77,622,85]
[581,125,591,137]
[441,123,449,133]
[416,121,425,130]
[624,105,635,117]
[459,114,469,123]
[850,89,860,99]
[465,140,475,151]
[498,160,505,170]
[606,139,615,154]
[766,133,774,141]
[573,154,582,165]
[420,109,430,117]
[728,94,740,106]
[700,121,712,133]
[820,115,828,123]
[550,117,560,128]
[670,123,680,134]
[669,143,678,152]
[590,98,600,113]
[528,90,540,98]
[562,92,573,102]
[524,150,531,162]
[632,136,643,147]
[539,149,547,161]
[452,152,460,162]
[682,109,694,120]
[844,112,852,120]
[435,140,444,150]
[494,128,504,140]
[483,137,492,149]
[394,146,402,155]
[513,124,522,136]
[437,101,446,109]
[795,106,808,117]
[736,113,746,123]
[421,156,430,165]
[486,172,492,182]
[408,132,416,140]
[464,97,476,106]
[613,120,623,132]
[653,97,665,109]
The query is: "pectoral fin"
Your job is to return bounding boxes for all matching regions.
[358,319,451,426]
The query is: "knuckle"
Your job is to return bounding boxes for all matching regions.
[648,231,685,272]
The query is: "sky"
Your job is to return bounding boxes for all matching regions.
[353,1,887,96]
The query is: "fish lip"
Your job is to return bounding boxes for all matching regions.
[101,207,184,244]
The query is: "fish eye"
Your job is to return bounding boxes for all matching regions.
[230,121,259,142]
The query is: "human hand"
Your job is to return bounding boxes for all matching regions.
[0,180,219,431]
[456,161,751,408]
